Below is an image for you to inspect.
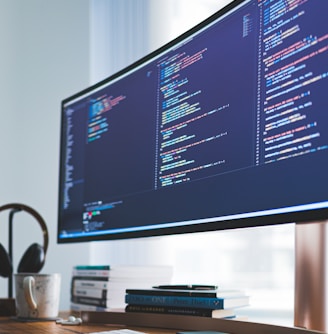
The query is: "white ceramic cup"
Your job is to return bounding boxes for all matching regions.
[14,273,61,319]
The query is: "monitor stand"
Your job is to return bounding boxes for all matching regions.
[295,221,328,332]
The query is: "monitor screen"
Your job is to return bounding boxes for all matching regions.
[58,0,328,243]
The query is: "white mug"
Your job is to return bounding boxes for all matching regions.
[15,273,61,319]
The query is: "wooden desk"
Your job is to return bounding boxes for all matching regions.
[0,313,176,334]
[0,316,105,334]
[0,316,172,334]
[0,311,324,334]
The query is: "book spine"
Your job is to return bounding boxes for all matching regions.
[125,289,218,297]
[70,302,110,312]
[72,287,108,299]
[72,287,109,299]
[125,305,223,317]
[72,269,110,277]
[125,289,244,298]
[72,275,110,282]
[71,296,111,307]
[125,294,224,309]
[73,265,110,270]
[72,280,108,290]
[72,279,109,290]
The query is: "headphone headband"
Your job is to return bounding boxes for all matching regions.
[0,203,49,254]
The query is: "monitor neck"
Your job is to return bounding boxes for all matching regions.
[295,221,328,331]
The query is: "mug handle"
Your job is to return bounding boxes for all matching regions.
[23,276,37,310]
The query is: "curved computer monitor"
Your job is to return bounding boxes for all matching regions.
[58,0,328,244]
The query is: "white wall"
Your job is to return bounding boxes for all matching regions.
[0,0,91,310]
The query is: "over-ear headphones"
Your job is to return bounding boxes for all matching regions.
[0,203,48,278]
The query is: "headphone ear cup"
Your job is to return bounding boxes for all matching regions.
[17,243,45,273]
[0,243,13,278]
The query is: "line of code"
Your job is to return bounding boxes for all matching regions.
[88,94,126,143]
[156,49,229,188]
[259,0,328,164]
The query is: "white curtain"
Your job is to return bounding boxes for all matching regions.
[90,0,152,84]
[90,0,229,83]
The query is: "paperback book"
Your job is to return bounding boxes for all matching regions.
[72,287,110,299]
[70,301,111,312]
[72,265,110,277]
[71,296,113,308]
[72,277,110,290]
[70,264,173,311]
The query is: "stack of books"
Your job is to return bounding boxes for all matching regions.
[70,265,173,312]
[125,286,249,319]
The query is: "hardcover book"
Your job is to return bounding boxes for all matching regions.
[126,288,245,298]
[125,304,236,318]
[125,294,249,310]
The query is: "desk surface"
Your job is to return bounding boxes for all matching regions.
[0,317,100,334]
[0,311,324,334]
[0,316,172,334]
